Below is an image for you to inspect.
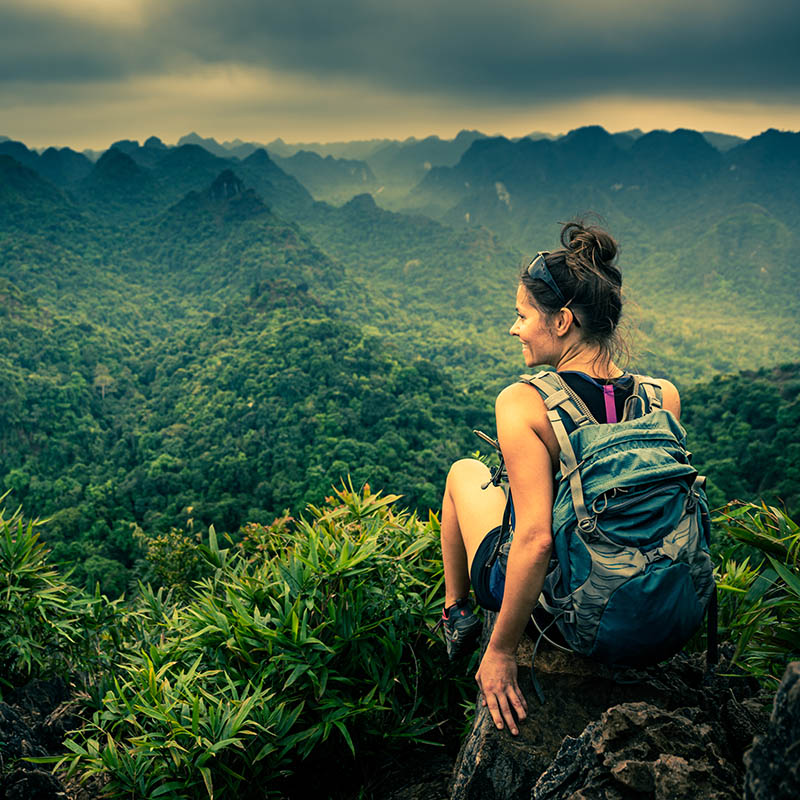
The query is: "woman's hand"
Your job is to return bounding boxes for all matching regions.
[475,643,528,735]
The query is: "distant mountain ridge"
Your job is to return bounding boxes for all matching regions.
[160,127,747,165]
[3,124,799,389]
[183,130,490,202]
[177,132,232,158]
[0,126,759,214]
[0,136,312,215]
[270,150,377,202]
[0,140,93,186]
[366,130,486,182]
[407,126,800,305]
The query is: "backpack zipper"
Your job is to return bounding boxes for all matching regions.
[591,480,686,514]
[577,430,684,460]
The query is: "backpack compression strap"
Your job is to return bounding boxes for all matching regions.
[521,372,592,528]
[624,375,663,419]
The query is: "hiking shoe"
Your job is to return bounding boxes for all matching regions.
[439,598,481,661]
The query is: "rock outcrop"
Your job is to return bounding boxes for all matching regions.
[532,702,740,799]
[450,612,769,800]
[743,661,800,800]
[0,678,75,800]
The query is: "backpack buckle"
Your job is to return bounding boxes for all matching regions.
[577,516,598,535]
[685,480,704,513]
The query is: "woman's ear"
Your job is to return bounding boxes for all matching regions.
[553,306,577,337]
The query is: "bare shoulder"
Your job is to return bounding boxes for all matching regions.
[495,380,546,417]
[494,381,544,412]
[495,379,562,464]
[654,378,681,419]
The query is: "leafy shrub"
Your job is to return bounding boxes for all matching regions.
[133,524,212,598]
[0,499,121,693]
[715,500,800,685]
[58,484,471,798]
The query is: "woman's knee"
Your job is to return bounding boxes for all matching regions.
[444,458,505,562]
[446,458,491,493]
[445,458,503,517]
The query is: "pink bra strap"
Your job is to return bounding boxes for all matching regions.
[603,385,617,423]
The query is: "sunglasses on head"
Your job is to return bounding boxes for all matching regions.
[526,251,580,326]
[527,251,566,304]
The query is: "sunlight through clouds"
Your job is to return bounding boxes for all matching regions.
[8,0,148,26]
[1,0,798,147]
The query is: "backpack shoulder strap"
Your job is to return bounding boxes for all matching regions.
[623,374,664,420]
[520,371,592,429]
[519,371,591,526]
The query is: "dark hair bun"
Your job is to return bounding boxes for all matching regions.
[519,217,625,364]
[561,221,618,279]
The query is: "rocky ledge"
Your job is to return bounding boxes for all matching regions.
[449,612,800,800]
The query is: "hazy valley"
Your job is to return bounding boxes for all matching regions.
[2,121,799,798]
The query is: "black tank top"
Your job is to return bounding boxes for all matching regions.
[558,371,635,424]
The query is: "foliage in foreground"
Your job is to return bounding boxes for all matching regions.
[714,500,800,686]
[49,485,470,799]
[0,499,123,693]
[8,489,800,797]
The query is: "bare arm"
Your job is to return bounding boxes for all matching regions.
[658,378,681,420]
[475,384,554,734]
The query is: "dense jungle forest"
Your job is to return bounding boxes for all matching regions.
[1,126,799,798]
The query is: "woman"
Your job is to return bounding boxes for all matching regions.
[438,220,680,736]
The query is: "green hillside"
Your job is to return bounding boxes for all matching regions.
[2,128,799,594]
[2,127,799,799]
[1,161,493,593]
[681,362,800,516]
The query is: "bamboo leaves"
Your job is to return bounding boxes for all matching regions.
[53,484,468,797]
[715,501,800,685]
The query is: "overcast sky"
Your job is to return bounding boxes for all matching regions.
[2,0,799,150]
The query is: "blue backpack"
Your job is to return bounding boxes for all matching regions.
[516,371,716,694]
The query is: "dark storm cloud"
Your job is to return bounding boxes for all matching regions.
[0,4,168,82]
[166,0,800,100]
[3,0,799,103]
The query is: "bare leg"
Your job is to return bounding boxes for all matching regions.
[441,458,507,607]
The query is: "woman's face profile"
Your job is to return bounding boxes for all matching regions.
[509,284,555,368]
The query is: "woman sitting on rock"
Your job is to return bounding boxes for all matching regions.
[438,220,681,735]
